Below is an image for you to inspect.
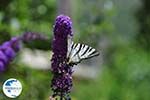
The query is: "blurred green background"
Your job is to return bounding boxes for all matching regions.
[0,0,150,100]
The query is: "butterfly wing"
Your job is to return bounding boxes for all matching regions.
[67,42,99,65]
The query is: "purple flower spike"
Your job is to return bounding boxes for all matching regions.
[0,37,21,72]
[51,15,73,99]
[22,32,48,42]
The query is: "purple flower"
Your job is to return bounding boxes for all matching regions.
[0,37,21,72]
[51,15,73,99]
[22,32,48,42]
[51,14,73,73]
[0,32,47,72]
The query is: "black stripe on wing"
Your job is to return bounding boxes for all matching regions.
[67,42,75,58]
[68,42,100,65]
[80,45,99,59]
[83,49,99,60]
[73,44,83,57]
[81,45,90,56]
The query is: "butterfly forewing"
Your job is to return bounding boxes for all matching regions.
[70,43,80,58]
[67,37,73,57]
[67,42,99,65]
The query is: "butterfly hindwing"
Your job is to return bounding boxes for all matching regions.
[67,42,99,65]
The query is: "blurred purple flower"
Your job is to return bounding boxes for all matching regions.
[51,15,73,99]
[0,31,49,72]
[0,37,21,72]
[22,32,48,42]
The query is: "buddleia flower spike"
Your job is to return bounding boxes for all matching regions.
[0,37,21,72]
[51,15,73,100]
[22,32,48,42]
[0,32,47,73]
[50,15,99,100]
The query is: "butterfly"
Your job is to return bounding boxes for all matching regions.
[67,38,100,66]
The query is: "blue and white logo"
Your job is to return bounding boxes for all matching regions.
[3,78,22,98]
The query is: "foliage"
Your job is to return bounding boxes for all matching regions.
[0,0,56,39]
[73,45,150,100]
[136,0,150,51]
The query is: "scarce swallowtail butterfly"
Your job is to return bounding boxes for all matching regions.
[67,38,100,66]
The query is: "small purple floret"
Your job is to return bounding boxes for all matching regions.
[4,47,16,60]
[51,74,72,93]
[0,51,8,64]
